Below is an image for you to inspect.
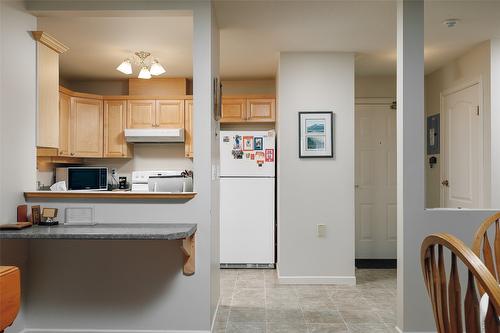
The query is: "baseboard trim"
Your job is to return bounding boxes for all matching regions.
[276,266,356,285]
[21,329,211,333]
[210,296,221,333]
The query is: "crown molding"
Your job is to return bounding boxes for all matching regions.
[31,31,69,54]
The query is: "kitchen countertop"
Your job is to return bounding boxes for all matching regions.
[24,191,197,200]
[0,223,197,240]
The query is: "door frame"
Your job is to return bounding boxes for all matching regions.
[439,77,484,208]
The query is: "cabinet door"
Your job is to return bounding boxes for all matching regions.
[184,100,193,158]
[246,99,275,122]
[127,100,156,128]
[37,43,60,148]
[58,92,71,156]
[71,97,103,157]
[156,100,185,128]
[221,98,247,123]
[104,100,132,158]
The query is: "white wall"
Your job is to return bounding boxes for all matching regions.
[276,52,355,284]
[2,1,220,332]
[0,1,38,332]
[489,39,500,208]
[221,79,275,95]
[62,79,129,95]
[424,41,491,208]
[355,76,396,98]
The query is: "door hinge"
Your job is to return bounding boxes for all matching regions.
[476,105,480,116]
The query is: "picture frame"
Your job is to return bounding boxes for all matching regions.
[298,111,334,158]
[31,205,41,225]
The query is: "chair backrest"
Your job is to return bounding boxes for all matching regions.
[472,212,500,286]
[421,233,500,333]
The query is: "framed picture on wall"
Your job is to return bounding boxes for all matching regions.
[298,112,334,158]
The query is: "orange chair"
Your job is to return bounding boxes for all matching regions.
[421,233,500,333]
[0,266,20,333]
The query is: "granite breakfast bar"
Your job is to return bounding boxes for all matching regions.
[0,223,197,275]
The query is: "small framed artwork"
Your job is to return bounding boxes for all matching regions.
[299,112,334,158]
[31,205,41,225]
[243,136,254,151]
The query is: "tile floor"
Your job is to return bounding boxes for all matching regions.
[214,268,397,333]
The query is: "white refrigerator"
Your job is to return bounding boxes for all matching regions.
[220,130,276,265]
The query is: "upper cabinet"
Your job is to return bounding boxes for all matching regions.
[127,100,156,128]
[127,99,184,129]
[104,100,132,158]
[156,100,184,128]
[58,93,71,156]
[221,97,275,123]
[184,100,194,158]
[221,98,247,122]
[246,99,275,122]
[33,31,68,148]
[71,97,103,157]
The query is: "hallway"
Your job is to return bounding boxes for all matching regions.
[215,269,397,333]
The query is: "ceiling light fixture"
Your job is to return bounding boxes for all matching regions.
[116,51,166,79]
[442,18,460,28]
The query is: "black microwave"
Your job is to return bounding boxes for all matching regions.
[55,167,108,191]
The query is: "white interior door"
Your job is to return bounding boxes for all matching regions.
[441,83,482,208]
[355,104,397,259]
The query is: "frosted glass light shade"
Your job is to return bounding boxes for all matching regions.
[138,66,152,79]
[116,59,132,75]
[150,61,166,76]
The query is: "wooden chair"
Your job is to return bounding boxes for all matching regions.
[0,266,20,333]
[421,233,500,333]
[472,212,500,284]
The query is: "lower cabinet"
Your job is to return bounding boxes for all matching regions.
[104,100,133,158]
[71,97,104,157]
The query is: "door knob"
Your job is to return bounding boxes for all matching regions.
[441,180,449,187]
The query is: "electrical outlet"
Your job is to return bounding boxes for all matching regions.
[111,168,117,176]
[317,224,327,238]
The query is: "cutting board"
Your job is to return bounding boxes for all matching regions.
[0,222,32,230]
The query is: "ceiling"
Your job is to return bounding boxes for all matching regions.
[38,16,193,81]
[37,1,500,81]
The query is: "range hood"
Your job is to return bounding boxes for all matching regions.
[124,128,184,143]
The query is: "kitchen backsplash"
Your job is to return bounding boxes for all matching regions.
[37,143,193,188]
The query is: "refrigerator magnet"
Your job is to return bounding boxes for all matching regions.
[232,149,243,159]
[243,136,254,151]
[223,136,230,143]
[233,135,242,149]
[250,153,255,160]
[254,137,263,150]
[265,149,274,162]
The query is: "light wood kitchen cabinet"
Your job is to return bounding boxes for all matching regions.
[104,100,132,158]
[127,100,156,128]
[221,98,247,122]
[58,92,71,156]
[221,97,275,123]
[33,32,68,149]
[156,100,185,128]
[184,100,193,158]
[246,99,275,122]
[71,97,103,157]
